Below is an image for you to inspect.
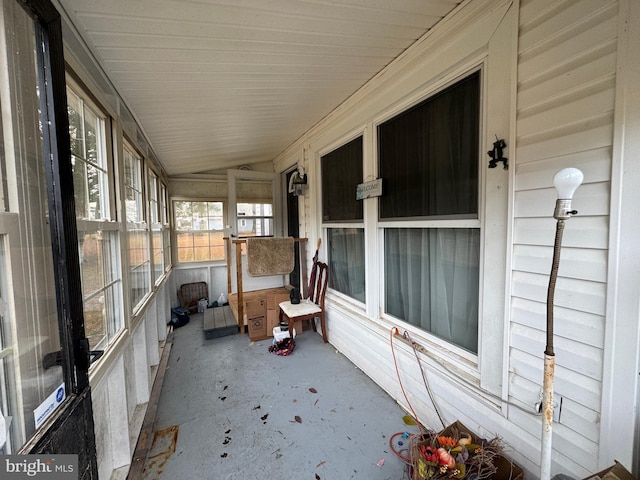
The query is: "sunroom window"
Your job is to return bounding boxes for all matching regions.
[321,136,365,303]
[379,71,481,353]
[148,170,165,284]
[67,84,123,351]
[174,200,225,262]
[124,143,150,311]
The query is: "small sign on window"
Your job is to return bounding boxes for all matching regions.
[34,383,66,429]
[356,179,382,200]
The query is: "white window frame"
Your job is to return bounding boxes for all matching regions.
[148,169,166,285]
[67,80,124,353]
[369,20,513,397]
[320,131,367,306]
[172,198,227,265]
[123,142,151,312]
[376,68,483,361]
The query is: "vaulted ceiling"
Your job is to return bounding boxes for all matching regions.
[55,0,461,176]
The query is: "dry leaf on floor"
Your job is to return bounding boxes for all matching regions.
[402,415,417,425]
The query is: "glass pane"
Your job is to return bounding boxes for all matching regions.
[174,202,225,262]
[72,156,88,218]
[0,236,18,454]
[379,72,480,219]
[193,232,209,247]
[322,137,363,222]
[237,202,272,217]
[66,88,85,159]
[210,231,225,261]
[152,229,163,282]
[163,229,171,266]
[237,216,273,237]
[68,87,109,222]
[78,231,121,350]
[384,228,480,353]
[125,187,142,223]
[178,247,194,263]
[84,107,100,165]
[327,228,365,302]
[128,229,150,309]
[86,163,103,220]
[80,233,105,299]
[0,1,66,450]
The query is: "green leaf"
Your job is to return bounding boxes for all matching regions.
[454,463,466,479]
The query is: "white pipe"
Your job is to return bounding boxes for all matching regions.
[541,168,583,479]
[541,353,555,480]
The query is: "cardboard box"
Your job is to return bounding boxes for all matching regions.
[411,421,523,480]
[266,309,280,334]
[245,298,266,317]
[266,293,290,310]
[247,315,267,341]
[584,461,637,480]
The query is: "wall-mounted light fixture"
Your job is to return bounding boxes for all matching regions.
[288,166,308,196]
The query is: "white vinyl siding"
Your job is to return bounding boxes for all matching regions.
[510,0,618,474]
[277,0,515,445]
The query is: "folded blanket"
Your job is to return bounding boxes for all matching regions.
[246,237,295,276]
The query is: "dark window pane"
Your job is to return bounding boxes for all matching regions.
[322,136,363,222]
[379,72,480,219]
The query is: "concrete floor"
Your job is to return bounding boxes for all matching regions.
[138,312,419,480]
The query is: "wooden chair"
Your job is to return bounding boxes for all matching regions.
[279,261,329,343]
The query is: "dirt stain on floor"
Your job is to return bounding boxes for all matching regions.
[144,425,179,478]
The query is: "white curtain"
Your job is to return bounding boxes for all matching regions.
[328,228,365,303]
[385,228,479,353]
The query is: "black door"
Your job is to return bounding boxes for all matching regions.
[286,170,301,291]
[2,0,97,477]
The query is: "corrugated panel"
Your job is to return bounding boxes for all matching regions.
[510,0,618,466]
[55,0,461,175]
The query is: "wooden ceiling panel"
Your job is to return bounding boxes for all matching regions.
[56,0,460,174]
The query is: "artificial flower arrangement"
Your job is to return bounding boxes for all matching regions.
[411,421,518,480]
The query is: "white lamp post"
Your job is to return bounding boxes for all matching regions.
[541,168,584,480]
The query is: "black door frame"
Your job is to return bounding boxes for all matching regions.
[16,0,97,477]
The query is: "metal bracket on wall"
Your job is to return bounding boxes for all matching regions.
[488,136,508,169]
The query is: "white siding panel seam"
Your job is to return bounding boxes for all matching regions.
[518,38,617,91]
[519,2,618,58]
